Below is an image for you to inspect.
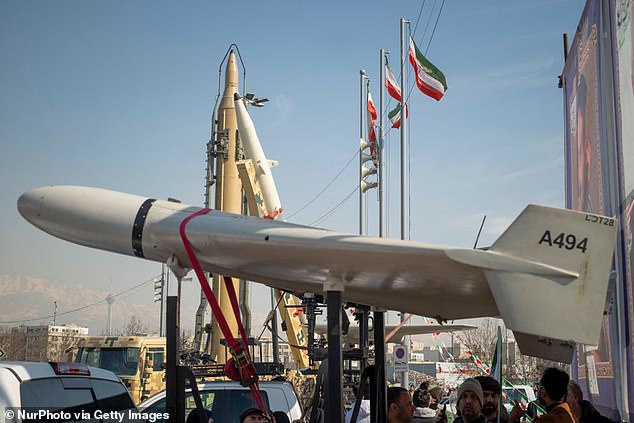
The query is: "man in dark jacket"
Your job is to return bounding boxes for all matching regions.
[509,368,574,423]
[566,381,613,423]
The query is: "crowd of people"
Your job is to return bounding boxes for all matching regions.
[383,367,614,423]
[189,367,613,423]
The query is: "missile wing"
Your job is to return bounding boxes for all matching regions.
[313,323,476,344]
[18,186,617,362]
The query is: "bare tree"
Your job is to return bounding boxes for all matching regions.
[459,318,500,366]
[117,315,149,336]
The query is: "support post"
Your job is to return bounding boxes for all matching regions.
[271,289,280,364]
[373,310,387,423]
[358,307,370,371]
[325,277,344,423]
[166,296,184,423]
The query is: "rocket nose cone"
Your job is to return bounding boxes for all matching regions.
[17,186,48,227]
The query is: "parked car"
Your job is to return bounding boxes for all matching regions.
[0,361,139,423]
[138,380,303,422]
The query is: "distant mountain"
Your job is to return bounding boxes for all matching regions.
[0,275,161,335]
[0,275,279,339]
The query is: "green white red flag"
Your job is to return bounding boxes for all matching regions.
[367,91,378,167]
[385,58,401,102]
[490,325,503,385]
[367,91,377,143]
[408,35,447,101]
[388,103,408,129]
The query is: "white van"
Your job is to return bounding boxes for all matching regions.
[0,361,138,423]
[138,380,303,423]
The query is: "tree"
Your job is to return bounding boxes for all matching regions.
[459,318,500,366]
[458,318,566,385]
[117,315,149,336]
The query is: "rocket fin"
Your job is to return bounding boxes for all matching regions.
[485,206,615,347]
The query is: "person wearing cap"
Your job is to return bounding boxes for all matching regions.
[509,368,574,423]
[388,386,415,423]
[440,378,486,423]
[475,376,508,423]
[239,407,266,423]
[427,382,442,410]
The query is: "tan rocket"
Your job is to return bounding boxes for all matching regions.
[209,50,242,363]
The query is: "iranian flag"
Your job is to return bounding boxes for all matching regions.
[385,58,401,102]
[490,326,503,384]
[409,36,447,101]
[388,103,408,129]
[367,92,377,143]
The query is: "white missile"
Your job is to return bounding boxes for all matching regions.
[234,93,282,219]
[18,185,617,362]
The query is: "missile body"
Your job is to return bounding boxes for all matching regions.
[212,50,242,361]
[215,51,242,214]
[234,94,282,219]
[18,185,493,320]
[18,184,619,363]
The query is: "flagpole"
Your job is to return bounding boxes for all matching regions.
[400,18,409,243]
[399,17,411,391]
[359,69,367,236]
[379,51,387,238]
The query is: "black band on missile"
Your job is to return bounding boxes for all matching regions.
[132,198,156,258]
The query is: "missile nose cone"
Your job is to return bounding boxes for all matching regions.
[18,186,48,228]
[18,186,151,257]
[224,50,239,92]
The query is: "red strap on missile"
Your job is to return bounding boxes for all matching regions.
[179,208,266,413]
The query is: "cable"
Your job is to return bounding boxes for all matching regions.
[256,292,285,341]
[425,0,445,55]
[309,186,359,226]
[285,150,358,221]
[0,275,160,324]
[412,0,427,35]
[421,0,437,47]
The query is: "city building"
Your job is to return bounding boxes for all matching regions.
[0,324,88,361]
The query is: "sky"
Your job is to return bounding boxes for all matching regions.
[0,1,586,338]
